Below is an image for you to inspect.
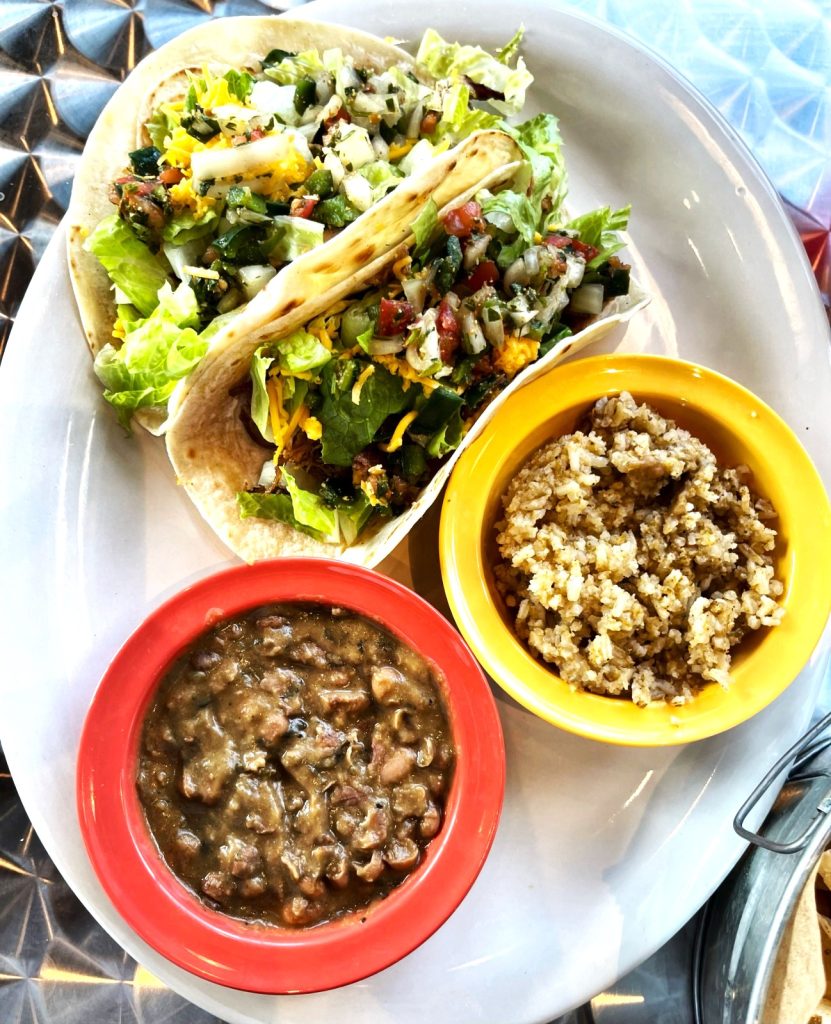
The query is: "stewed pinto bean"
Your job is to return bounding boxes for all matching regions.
[136,603,453,928]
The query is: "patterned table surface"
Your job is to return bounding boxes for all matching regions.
[1,1,829,1022]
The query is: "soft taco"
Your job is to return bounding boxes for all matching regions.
[165,114,648,566]
[66,15,535,431]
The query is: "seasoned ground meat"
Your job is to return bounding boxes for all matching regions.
[137,603,453,927]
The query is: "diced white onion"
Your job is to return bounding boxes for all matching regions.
[257,460,277,488]
[372,134,390,161]
[402,276,429,313]
[460,307,487,355]
[481,310,505,347]
[563,251,586,289]
[524,246,540,278]
[333,124,375,172]
[463,233,491,270]
[503,256,530,290]
[323,150,346,187]
[342,172,373,212]
[370,336,406,355]
[315,74,334,105]
[404,101,424,139]
[569,283,604,315]
[237,264,277,300]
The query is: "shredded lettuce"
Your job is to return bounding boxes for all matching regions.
[282,467,338,537]
[85,214,170,318]
[481,189,537,267]
[509,113,568,225]
[162,209,218,245]
[275,329,332,374]
[264,49,326,85]
[93,283,205,429]
[264,216,324,263]
[359,160,404,198]
[416,27,533,115]
[411,198,439,262]
[496,26,525,65]
[145,105,179,150]
[566,205,631,267]
[434,82,501,143]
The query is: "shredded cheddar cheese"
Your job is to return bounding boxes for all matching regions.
[373,355,442,393]
[493,335,540,378]
[389,139,417,161]
[112,318,126,342]
[267,378,286,460]
[351,364,375,404]
[302,416,323,441]
[168,176,218,218]
[392,254,412,280]
[380,409,419,453]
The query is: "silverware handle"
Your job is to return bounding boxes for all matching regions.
[733,710,831,854]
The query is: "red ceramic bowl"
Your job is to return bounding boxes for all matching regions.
[76,559,505,994]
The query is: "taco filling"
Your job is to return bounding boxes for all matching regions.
[235,115,633,545]
[84,28,534,427]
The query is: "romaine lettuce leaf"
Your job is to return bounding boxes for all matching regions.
[282,468,338,537]
[566,205,631,267]
[416,27,533,115]
[84,214,170,317]
[250,346,275,442]
[314,359,411,467]
[236,490,323,538]
[275,329,332,374]
[93,282,205,429]
[411,198,438,262]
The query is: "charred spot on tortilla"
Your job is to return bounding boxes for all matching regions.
[355,245,375,264]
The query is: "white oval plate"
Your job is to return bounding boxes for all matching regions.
[1,3,830,1023]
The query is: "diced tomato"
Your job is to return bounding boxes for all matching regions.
[436,299,461,361]
[443,200,485,238]
[463,260,500,293]
[290,196,319,219]
[324,107,351,131]
[420,111,440,135]
[159,167,183,186]
[249,127,266,142]
[378,298,415,337]
[545,233,599,263]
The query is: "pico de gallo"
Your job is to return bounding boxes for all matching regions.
[236,116,632,544]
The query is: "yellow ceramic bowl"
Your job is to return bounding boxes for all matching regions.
[440,354,831,746]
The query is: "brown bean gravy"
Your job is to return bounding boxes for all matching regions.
[137,603,454,928]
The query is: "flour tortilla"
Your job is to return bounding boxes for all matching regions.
[762,860,826,1024]
[165,188,649,567]
[66,16,425,360]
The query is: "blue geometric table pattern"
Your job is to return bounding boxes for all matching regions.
[0,2,829,1022]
